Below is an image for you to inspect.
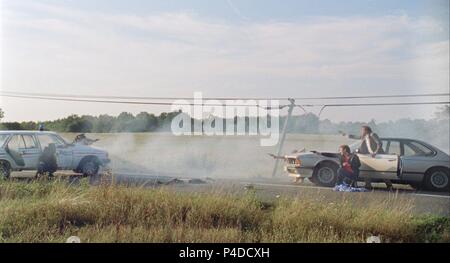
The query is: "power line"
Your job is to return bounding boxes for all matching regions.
[1,90,449,101]
[0,94,275,108]
[294,93,450,100]
[317,101,450,116]
[1,94,448,109]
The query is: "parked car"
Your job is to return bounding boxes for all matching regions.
[283,138,450,191]
[0,131,110,179]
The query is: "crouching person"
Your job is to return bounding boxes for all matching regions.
[36,143,58,178]
[336,145,361,186]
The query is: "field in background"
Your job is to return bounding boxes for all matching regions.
[0,179,448,243]
[61,133,355,178]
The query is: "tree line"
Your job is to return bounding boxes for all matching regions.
[1,106,449,150]
[0,111,180,133]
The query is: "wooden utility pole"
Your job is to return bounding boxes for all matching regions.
[271,98,295,177]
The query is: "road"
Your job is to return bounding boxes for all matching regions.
[11,170,450,217]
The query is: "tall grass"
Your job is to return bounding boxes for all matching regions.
[0,179,448,243]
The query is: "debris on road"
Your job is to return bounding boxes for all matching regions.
[187,178,207,184]
[333,183,368,192]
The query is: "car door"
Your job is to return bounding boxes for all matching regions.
[357,140,399,180]
[20,134,41,169]
[5,135,26,167]
[400,140,436,181]
[36,134,73,169]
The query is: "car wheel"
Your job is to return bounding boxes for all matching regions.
[308,176,317,184]
[0,161,11,180]
[313,163,338,187]
[424,168,450,192]
[81,159,99,177]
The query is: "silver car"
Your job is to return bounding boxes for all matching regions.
[0,131,110,179]
[284,138,450,191]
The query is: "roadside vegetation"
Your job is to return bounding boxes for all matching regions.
[1,106,448,151]
[0,179,448,243]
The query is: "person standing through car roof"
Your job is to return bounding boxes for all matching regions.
[341,126,384,156]
[340,126,393,190]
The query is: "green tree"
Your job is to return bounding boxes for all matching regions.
[113,112,135,132]
[133,112,158,132]
[94,114,115,132]
[62,115,93,132]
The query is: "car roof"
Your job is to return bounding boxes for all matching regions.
[380,137,442,151]
[0,130,58,135]
[380,137,425,143]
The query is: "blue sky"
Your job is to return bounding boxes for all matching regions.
[1,0,449,122]
[17,0,448,22]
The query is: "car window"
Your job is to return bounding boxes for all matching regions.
[403,143,418,156]
[37,134,64,149]
[411,141,434,156]
[0,135,10,147]
[380,140,388,153]
[404,142,434,157]
[7,135,25,151]
[22,135,38,149]
[387,141,401,155]
[53,134,67,145]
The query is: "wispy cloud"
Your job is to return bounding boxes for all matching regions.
[225,0,249,21]
[1,2,448,121]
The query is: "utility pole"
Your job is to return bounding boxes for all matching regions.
[271,98,295,177]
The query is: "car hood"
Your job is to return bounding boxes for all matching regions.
[67,144,107,154]
[286,151,339,159]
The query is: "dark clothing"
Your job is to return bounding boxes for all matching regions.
[349,132,384,154]
[342,155,353,173]
[338,153,361,177]
[37,162,57,176]
[337,168,357,185]
[336,153,361,186]
[38,145,57,175]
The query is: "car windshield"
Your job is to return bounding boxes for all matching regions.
[53,134,68,145]
[36,133,68,149]
[0,134,10,147]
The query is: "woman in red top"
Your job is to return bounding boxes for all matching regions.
[336,145,361,186]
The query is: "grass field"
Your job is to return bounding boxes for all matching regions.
[0,179,448,243]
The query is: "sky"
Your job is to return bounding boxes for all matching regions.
[0,0,449,122]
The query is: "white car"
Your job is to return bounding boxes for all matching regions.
[0,131,110,179]
[284,138,450,191]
